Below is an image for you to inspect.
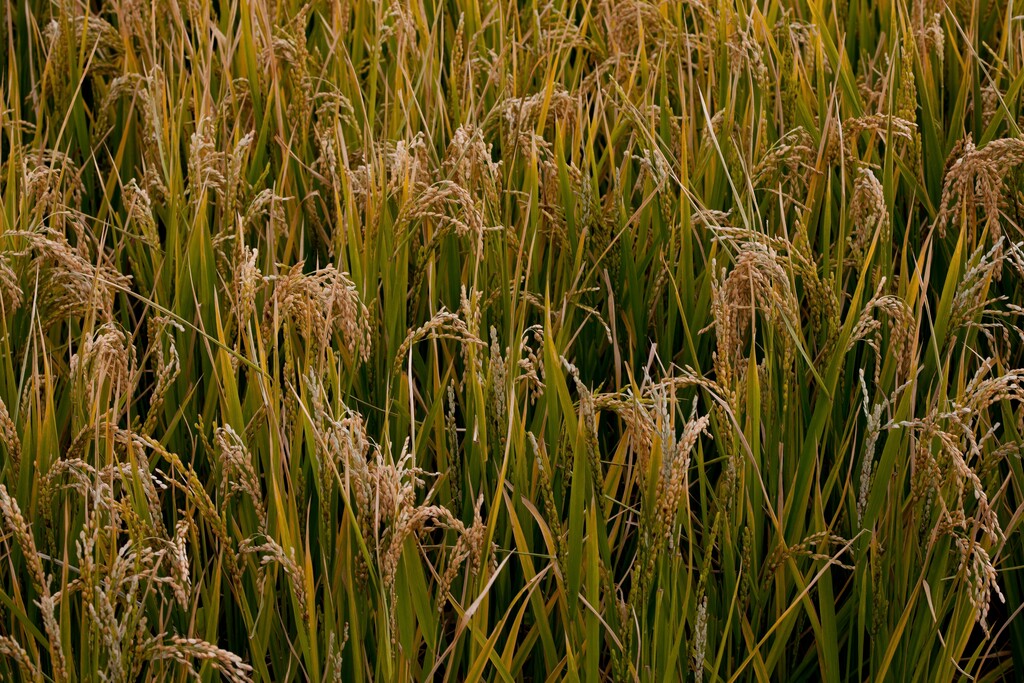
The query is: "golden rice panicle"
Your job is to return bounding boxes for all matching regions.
[517,325,547,404]
[847,278,916,385]
[231,243,263,332]
[0,635,40,682]
[225,131,256,217]
[955,536,1005,638]
[13,226,131,327]
[708,242,798,406]
[391,307,483,381]
[653,386,710,548]
[43,7,122,105]
[215,424,267,533]
[123,178,159,246]
[529,432,566,564]
[0,484,66,680]
[327,625,349,683]
[0,395,21,482]
[692,592,708,683]
[948,239,1008,334]
[848,167,888,267]
[7,150,83,223]
[444,124,501,205]
[239,534,310,627]
[187,115,228,204]
[936,136,1024,238]
[70,322,137,403]
[842,114,917,161]
[0,483,47,594]
[306,373,375,533]
[367,442,453,642]
[387,133,430,196]
[726,10,769,87]
[0,251,22,313]
[913,0,945,67]
[168,518,193,609]
[401,179,491,253]
[752,126,816,193]
[436,493,489,609]
[243,189,288,236]
[109,69,170,201]
[487,325,509,441]
[855,368,897,526]
[264,263,371,364]
[142,316,184,435]
[563,356,598,448]
[146,635,253,683]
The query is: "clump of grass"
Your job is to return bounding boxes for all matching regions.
[4,0,1024,680]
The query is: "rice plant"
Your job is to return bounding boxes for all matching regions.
[2,0,1024,680]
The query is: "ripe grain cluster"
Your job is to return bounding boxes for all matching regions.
[2,0,1024,680]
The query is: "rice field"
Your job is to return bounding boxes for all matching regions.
[2,0,1024,680]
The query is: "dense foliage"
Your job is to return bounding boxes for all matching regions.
[3,0,1024,680]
